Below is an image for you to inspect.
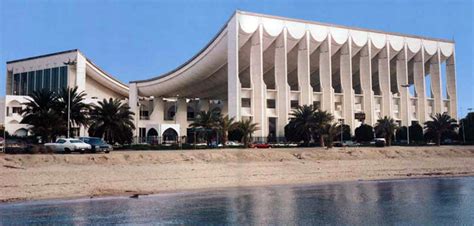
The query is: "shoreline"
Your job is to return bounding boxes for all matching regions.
[2,175,474,205]
[1,146,474,203]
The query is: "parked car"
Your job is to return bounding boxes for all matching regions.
[250,142,271,149]
[45,138,91,154]
[79,137,112,153]
[374,138,386,147]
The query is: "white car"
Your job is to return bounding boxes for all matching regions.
[45,138,91,154]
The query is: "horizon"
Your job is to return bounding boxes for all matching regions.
[1,0,472,118]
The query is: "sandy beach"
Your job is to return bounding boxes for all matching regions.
[1,146,474,203]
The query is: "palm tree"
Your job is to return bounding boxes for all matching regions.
[237,118,259,147]
[21,90,64,142]
[313,110,334,147]
[190,110,220,146]
[374,116,398,146]
[59,87,91,136]
[325,122,341,148]
[289,105,318,146]
[217,115,238,147]
[88,98,135,144]
[424,112,458,146]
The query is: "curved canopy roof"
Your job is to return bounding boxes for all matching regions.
[132,11,455,99]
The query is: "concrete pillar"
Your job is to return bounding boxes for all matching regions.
[129,83,139,137]
[249,25,266,138]
[297,32,312,105]
[176,98,187,136]
[446,54,457,118]
[198,99,209,112]
[275,29,289,137]
[430,50,443,114]
[227,15,240,120]
[319,36,334,113]
[340,39,354,130]
[413,49,426,123]
[359,43,374,125]
[150,97,164,123]
[75,53,87,93]
[378,44,392,119]
[396,45,410,126]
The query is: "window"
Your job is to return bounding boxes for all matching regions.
[27,71,35,95]
[267,99,276,109]
[12,107,22,114]
[140,110,149,120]
[35,70,43,92]
[57,139,66,144]
[60,66,68,90]
[290,100,299,109]
[70,139,83,143]
[13,73,20,95]
[51,67,59,92]
[313,101,321,110]
[20,72,27,95]
[242,98,251,108]
[44,69,51,92]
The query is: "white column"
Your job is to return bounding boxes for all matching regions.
[378,44,392,119]
[75,53,87,93]
[198,99,209,112]
[446,53,457,118]
[360,43,374,125]
[249,25,266,138]
[176,98,187,136]
[430,50,443,114]
[297,32,312,105]
[150,97,164,123]
[319,36,334,113]
[396,45,409,126]
[129,83,139,137]
[413,49,426,123]
[275,30,289,137]
[340,39,354,130]
[227,15,240,120]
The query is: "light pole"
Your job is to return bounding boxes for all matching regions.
[401,84,411,145]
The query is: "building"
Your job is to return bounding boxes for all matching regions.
[129,11,457,143]
[4,49,129,136]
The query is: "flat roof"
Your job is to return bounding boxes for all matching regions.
[6,49,79,64]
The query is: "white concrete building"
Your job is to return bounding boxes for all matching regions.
[4,49,129,136]
[129,11,457,143]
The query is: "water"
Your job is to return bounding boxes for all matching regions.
[1,177,473,225]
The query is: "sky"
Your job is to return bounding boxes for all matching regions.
[0,0,473,118]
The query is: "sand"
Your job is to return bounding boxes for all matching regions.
[1,146,474,203]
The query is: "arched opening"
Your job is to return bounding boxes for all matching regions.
[147,128,158,145]
[166,105,176,121]
[162,128,178,144]
[13,128,28,137]
[187,106,195,120]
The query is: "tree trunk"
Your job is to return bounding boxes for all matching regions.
[319,135,325,147]
[436,133,441,146]
[222,131,228,147]
[386,135,391,146]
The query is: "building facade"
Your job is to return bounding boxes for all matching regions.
[4,49,129,136]
[129,11,457,143]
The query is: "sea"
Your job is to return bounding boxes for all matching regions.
[1,177,473,225]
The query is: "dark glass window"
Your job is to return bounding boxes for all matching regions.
[27,71,35,95]
[20,72,27,95]
[267,99,276,109]
[51,67,59,92]
[44,69,51,92]
[35,70,43,92]
[13,73,20,95]
[59,66,68,90]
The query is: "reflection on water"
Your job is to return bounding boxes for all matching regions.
[1,177,473,225]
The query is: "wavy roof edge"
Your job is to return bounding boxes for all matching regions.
[130,10,454,84]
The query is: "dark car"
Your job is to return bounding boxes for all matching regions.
[79,137,112,153]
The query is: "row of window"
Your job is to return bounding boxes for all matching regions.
[11,66,68,96]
